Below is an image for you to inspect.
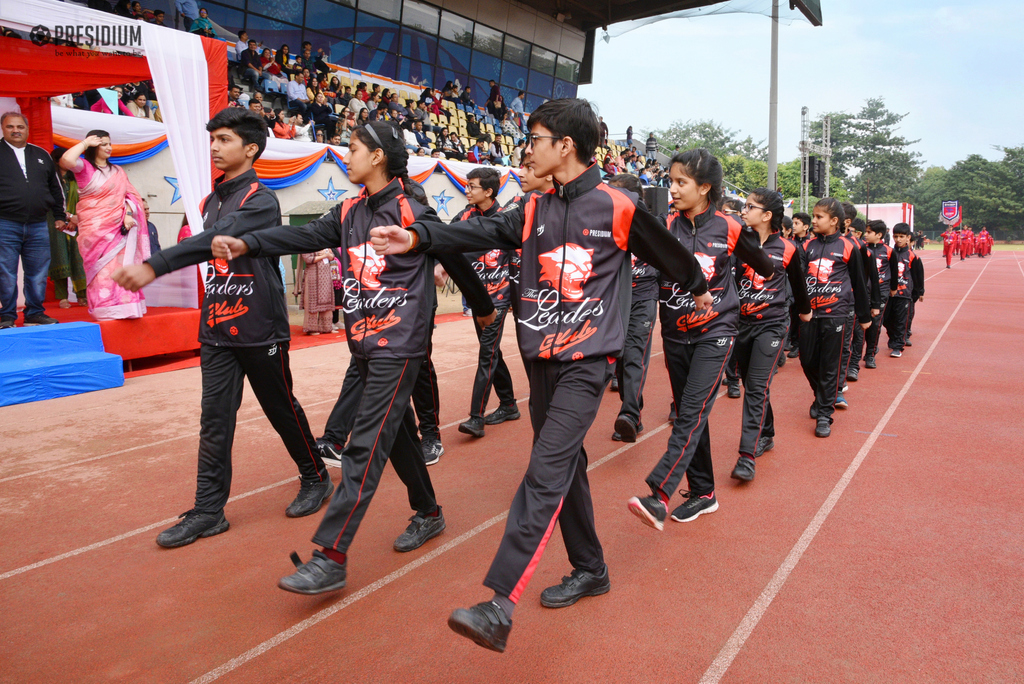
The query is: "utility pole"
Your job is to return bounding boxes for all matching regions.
[767,0,779,191]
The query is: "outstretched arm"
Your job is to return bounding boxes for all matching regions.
[628,208,712,310]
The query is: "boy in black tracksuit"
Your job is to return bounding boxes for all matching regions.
[627,156,774,529]
[112,109,332,548]
[369,100,711,653]
[842,219,880,385]
[800,199,872,438]
[862,220,897,369]
[606,173,658,443]
[729,189,812,482]
[786,212,812,357]
[884,223,924,357]
[455,167,519,438]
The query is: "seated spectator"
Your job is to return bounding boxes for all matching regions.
[326,77,342,102]
[337,86,354,108]
[416,147,428,157]
[602,154,617,176]
[413,121,431,149]
[386,93,407,117]
[129,2,144,19]
[235,30,250,56]
[262,106,279,132]
[510,139,525,167]
[355,108,370,126]
[189,7,216,38]
[127,93,155,119]
[467,137,492,165]
[114,0,133,17]
[272,110,295,139]
[403,126,418,151]
[315,130,325,144]
[276,44,300,78]
[466,112,481,139]
[148,9,165,24]
[459,86,475,109]
[308,92,337,137]
[368,102,391,122]
[348,92,367,117]
[260,48,288,88]
[329,133,343,146]
[228,84,249,108]
[431,149,445,159]
[489,138,505,166]
[286,74,310,114]
[238,39,262,89]
[336,119,351,145]
[355,82,369,102]
[340,105,355,129]
[292,113,313,142]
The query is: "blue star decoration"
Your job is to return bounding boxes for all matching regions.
[164,176,181,204]
[432,189,453,216]
[318,177,347,202]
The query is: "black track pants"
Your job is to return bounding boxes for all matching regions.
[469,305,515,418]
[616,298,656,422]
[645,336,733,498]
[312,356,437,554]
[884,297,911,351]
[840,311,856,381]
[484,357,612,602]
[865,292,889,358]
[799,317,846,421]
[735,321,788,455]
[195,342,327,514]
[411,307,441,439]
[849,318,865,371]
[788,305,801,349]
[723,346,740,385]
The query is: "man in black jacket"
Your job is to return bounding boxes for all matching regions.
[1,112,65,328]
[113,109,333,547]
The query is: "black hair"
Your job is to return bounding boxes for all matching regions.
[793,211,811,226]
[206,107,267,160]
[82,129,111,166]
[0,111,26,126]
[351,121,428,206]
[851,217,865,232]
[841,201,857,223]
[748,187,785,232]
[814,197,845,231]
[720,197,744,214]
[467,167,500,200]
[892,222,911,236]
[782,215,793,231]
[607,173,641,194]
[865,219,887,239]
[527,98,599,165]
[670,147,724,206]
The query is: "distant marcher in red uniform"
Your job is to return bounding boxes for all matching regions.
[940,228,958,268]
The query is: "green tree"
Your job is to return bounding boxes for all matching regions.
[905,166,948,235]
[942,153,1024,237]
[776,158,849,206]
[651,119,766,161]
[721,155,767,193]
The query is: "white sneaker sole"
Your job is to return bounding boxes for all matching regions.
[627,497,664,531]
[671,501,719,523]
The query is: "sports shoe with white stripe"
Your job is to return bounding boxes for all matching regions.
[422,436,444,466]
[670,491,718,522]
[316,438,343,468]
[627,494,666,531]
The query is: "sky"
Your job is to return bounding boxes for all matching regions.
[578,0,1024,169]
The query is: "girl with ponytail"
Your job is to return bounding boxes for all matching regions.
[727,188,812,482]
[208,120,495,595]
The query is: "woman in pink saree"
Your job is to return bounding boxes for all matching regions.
[60,130,150,320]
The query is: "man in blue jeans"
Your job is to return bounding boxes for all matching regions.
[0,112,65,328]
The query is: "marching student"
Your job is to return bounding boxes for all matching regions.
[884,222,924,358]
[728,189,812,481]
[455,167,520,439]
[627,149,774,528]
[786,211,812,358]
[606,173,659,443]
[208,121,495,593]
[977,226,992,257]
[940,225,959,268]
[959,226,971,260]
[800,198,871,438]
[842,215,880,388]
[111,108,333,547]
[368,99,712,653]
[861,220,896,369]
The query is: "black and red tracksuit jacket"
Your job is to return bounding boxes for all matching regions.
[736,232,811,325]
[658,204,774,343]
[240,177,493,359]
[891,245,924,301]
[407,164,709,363]
[801,231,872,323]
[846,232,881,310]
[456,201,512,308]
[148,168,290,347]
[865,242,897,291]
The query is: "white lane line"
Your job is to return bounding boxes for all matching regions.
[191,422,674,684]
[697,258,993,684]
[0,477,297,582]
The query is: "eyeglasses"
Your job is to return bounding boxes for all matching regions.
[743,202,765,212]
[525,134,563,147]
[466,183,483,191]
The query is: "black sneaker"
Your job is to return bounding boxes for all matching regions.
[285,476,334,518]
[448,602,512,653]
[668,405,677,422]
[316,438,343,468]
[787,348,800,358]
[458,417,485,438]
[0,317,15,330]
[422,437,444,466]
[847,368,859,382]
[834,392,848,410]
[393,509,446,552]
[815,416,832,438]
[23,313,58,326]
[539,566,611,608]
[727,382,741,399]
[484,404,521,425]
[905,339,913,347]
[613,414,640,443]
[754,436,774,458]
[671,491,719,522]
[156,509,229,548]
[809,403,819,419]
[731,456,755,481]
[278,550,347,594]
[864,356,877,369]
[612,420,644,442]
[627,495,666,531]
[609,376,619,392]
[777,353,786,368]
[890,349,902,358]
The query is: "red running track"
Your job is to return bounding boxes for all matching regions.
[0,251,1021,683]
